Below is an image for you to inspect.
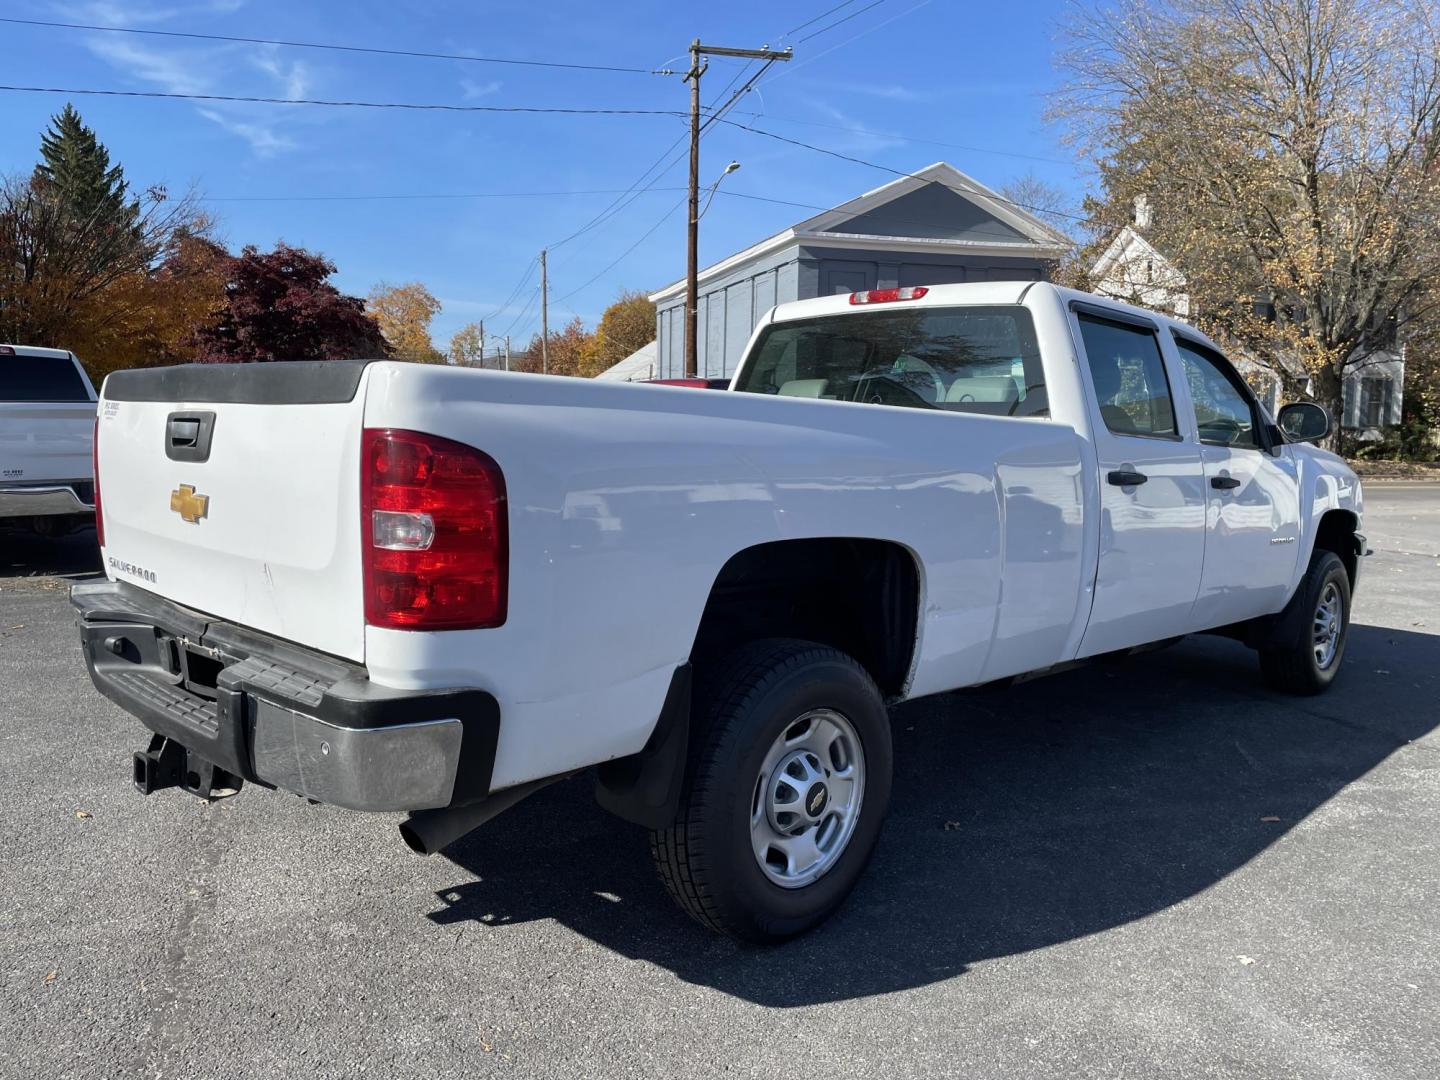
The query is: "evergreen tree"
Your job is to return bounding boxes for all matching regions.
[32,104,143,260]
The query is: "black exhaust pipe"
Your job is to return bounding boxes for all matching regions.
[398,776,558,855]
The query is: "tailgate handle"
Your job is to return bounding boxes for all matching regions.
[170,419,200,446]
[165,412,216,463]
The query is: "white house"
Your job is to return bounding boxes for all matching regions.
[1090,197,1405,436]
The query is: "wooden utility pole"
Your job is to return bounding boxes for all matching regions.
[539,248,549,375]
[504,335,511,372]
[683,40,790,379]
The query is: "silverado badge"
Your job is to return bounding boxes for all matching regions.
[169,484,209,524]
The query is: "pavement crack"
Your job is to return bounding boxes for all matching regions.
[133,802,230,1080]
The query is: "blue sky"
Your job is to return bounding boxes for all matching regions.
[0,0,1086,349]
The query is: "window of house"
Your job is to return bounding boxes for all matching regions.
[1076,312,1178,437]
[1173,337,1262,449]
[1360,376,1392,427]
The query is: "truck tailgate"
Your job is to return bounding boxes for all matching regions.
[97,361,369,662]
[0,402,96,484]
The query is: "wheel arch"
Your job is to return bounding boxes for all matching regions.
[690,536,923,700]
[1309,507,1362,588]
[594,537,923,829]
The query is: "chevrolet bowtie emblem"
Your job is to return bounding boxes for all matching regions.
[169,484,209,524]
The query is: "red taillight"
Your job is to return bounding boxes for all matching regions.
[849,286,929,305]
[92,415,104,547]
[360,428,507,630]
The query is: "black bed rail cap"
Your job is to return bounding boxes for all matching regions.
[104,358,381,405]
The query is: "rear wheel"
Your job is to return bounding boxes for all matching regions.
[650,638,892,943]
[1259,550,1351,695]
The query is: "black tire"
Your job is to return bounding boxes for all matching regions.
[650,638,893,944]
[1259,550,1352,695]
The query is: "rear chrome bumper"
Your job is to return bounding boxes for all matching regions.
[0,481,94,517]
[70,580,498,811]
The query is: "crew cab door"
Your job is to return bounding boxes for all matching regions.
[1071,305,1206,656]
[1169,333,1301,626]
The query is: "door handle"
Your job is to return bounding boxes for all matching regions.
[1211,476,1242,490]
[1107,469,1148,486]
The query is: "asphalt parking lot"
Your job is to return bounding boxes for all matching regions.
[2,485,1437,1080]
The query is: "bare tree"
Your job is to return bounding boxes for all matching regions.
[1054,0,1440,433]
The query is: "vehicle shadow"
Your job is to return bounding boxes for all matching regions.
[427,623,1439,1007]
[0,523,102,579]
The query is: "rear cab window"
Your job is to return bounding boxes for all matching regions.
[733,305,1048,417]
[1,353,91,402]
[1075,313,1178,438]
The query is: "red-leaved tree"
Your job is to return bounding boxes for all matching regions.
[194,243,390,362]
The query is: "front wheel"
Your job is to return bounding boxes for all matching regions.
[650,639,893,943]
[1259,550,1352,695]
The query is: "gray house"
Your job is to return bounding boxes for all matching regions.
[647,162,1072,381]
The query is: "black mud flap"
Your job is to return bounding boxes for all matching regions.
[594,665,691,829]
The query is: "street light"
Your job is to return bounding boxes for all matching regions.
[680,161,742,380]
[701,161,741,219]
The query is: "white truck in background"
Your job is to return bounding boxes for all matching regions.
[1,344,98,536]
[71,283,1364,942]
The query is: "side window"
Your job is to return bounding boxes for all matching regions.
[1076,313,1178,437]
[1173,337,1261,449]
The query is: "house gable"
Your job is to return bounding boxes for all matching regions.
[828,183,1029,244]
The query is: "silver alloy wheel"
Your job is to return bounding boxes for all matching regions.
[750,708,866,889]
[1313,580,1343,670]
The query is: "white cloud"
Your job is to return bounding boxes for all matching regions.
[250,46,311,100]
[71,9,316,157]
[195,108,295,156]
[60,0,247,26]
[805,102,906,153]
[459,78,502,101]
[85,36,212,94]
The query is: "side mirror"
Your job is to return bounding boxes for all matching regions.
[1277,401,1331,444]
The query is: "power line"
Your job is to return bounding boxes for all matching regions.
[542,49,755,256]
[717,116,1090,226]
[731,112,1073,165]
[201,187,690,202]
[759,0,936,90]
[484,258,540,327]
[547,139,689,250]
[554,195,688,305]
[0,84,686,116]
[0,16,672,75]
[781,1,862,39]
[500,281,542,340]
[796,0,884,44]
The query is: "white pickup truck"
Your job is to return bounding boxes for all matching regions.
[1,344,98,535]
[72,283,1364,942]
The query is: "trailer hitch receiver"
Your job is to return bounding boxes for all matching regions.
[133,735,243,799]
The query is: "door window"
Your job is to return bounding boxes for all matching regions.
[1173,337,1262,449]
[1076,313,1177,437]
